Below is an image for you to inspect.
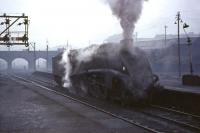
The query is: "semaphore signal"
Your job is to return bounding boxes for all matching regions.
[0,13,29,47]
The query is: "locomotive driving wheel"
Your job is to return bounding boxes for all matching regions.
[87,75,108,100]
[89,83,108,100]
[120,90,130,106]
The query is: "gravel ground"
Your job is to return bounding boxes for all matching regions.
[0,74,148,133]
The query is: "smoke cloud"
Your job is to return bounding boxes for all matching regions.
[106,0,145,40]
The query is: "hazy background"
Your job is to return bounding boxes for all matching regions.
[0,0,200,50]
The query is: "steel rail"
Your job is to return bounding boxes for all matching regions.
[151,104,200,119]
[11,74,161,133]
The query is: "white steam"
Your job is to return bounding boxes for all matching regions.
[60,49,71,88]
[106,0,144,40]
[60,45,100,88]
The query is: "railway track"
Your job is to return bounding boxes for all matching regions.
[150,104,200,119]
[10,74,200,133]
[10,74,160,133]
[138,107,200,132]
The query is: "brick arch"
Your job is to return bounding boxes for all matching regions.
[11,58,29,70]
[35,57,47,61]
[0,58,8,70]
[35,58,47,71]
[0,51,59,71]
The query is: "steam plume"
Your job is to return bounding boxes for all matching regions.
[106,0,144,40]
[60,49,71,88]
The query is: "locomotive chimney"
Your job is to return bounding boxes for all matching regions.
[120,38,134,49]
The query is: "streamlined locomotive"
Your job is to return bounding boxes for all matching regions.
[52,41,158,104]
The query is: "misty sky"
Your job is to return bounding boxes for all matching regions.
[0,0,200,49]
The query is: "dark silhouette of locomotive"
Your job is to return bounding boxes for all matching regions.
[52,40,158,104]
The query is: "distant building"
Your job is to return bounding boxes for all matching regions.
[154,32,200,40]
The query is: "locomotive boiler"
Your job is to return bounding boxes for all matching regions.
[52,40,158,104]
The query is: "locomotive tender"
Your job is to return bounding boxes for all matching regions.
[52,40,158,104]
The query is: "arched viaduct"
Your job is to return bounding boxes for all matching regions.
[0,51,59,71]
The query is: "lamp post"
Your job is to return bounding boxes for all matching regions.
[183,23,193,75]
[175,11,183,77]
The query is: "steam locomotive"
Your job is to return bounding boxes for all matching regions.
[52,40,158,104]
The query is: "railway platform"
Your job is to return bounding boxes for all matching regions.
[157,72,200,94]
[152,73,200,115]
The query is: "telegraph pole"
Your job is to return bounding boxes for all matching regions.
[164,25,167,47]
[175,11,182,77]
[177,12,181,77]
[29,42,36,71]
[67,40,68,49]
[46,44,49,72]
[135,32,138,43]
[89,40,91,45]
[34,43,36,71]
